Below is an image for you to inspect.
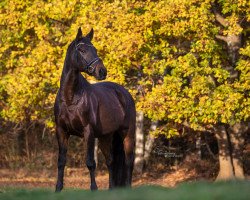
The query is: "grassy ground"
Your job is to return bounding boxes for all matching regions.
[1,181,249,200]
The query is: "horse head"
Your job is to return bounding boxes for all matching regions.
[71,27,107,80]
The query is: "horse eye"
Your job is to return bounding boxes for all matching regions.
[79,49,86,54]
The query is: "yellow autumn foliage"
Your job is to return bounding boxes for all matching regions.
[0,0,249,136]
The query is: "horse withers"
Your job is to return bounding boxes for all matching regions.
[54,27,136,192]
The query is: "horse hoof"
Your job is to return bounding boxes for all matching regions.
[90,185,98,191]
[55,188,62,193]
[55,184,63,192]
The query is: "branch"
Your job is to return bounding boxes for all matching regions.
[215,35,229,43]
[214,11,229,27]
[212,6,229,27]
[181,121,214,134]
[204,135,217,160]
[46,17,70,27]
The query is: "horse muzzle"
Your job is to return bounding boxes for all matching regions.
[97,67,107,80]
[95,61,107,80]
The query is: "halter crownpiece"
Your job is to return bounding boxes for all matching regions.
[76,42,93,48]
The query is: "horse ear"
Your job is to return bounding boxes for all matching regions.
[76,27,82,41]
[86,28,94,41]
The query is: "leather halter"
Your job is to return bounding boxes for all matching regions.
[75,42,100,74]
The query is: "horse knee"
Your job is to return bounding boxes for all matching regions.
[124,138,135,166]
[58,149,67,169]
[124,136,135,152]
[105,155,113,166]
[86,159,96,171]
[58,160,66,170]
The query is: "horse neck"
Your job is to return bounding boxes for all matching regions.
[60,59,89,105]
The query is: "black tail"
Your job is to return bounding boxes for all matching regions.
[112,132,126,187]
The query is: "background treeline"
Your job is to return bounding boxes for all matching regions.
[0,0,249,180]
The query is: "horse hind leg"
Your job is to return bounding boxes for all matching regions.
[123,102,136,187]
[98,134,114,189]
[99,130,135,189]
[99,132,127,189]
[123,132,135,187]
[112,132,127,187]
[110,129,134,188]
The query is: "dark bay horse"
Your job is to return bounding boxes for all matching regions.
[54,27,136,192]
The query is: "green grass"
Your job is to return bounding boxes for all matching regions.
[1,181,250,200]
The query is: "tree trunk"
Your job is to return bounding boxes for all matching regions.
[94,138,98,167]
[229,123,246,179]
[17,130,26,156]
[215,126,235,181]
[213,5,242,80]
[134,111,144,174]
[25,128,30,161]
[196,132,202,160]
[144,121,158,166]
[212,4,245,181]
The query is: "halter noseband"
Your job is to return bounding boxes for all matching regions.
[75,42,100,74]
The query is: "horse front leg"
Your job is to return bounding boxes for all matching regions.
[55,126,69,192]
[85,126,98,190]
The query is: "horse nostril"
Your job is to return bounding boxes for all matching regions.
[99,68,107,79]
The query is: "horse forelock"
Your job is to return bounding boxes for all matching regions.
[66,37,93,60]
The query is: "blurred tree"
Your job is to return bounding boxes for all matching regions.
[138,0,250,180]
[134,111,144,174]
[0,0,249,179]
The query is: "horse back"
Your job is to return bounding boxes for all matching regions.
[93,81,135,113]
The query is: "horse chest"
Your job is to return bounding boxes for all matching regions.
[59,104,88,136]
